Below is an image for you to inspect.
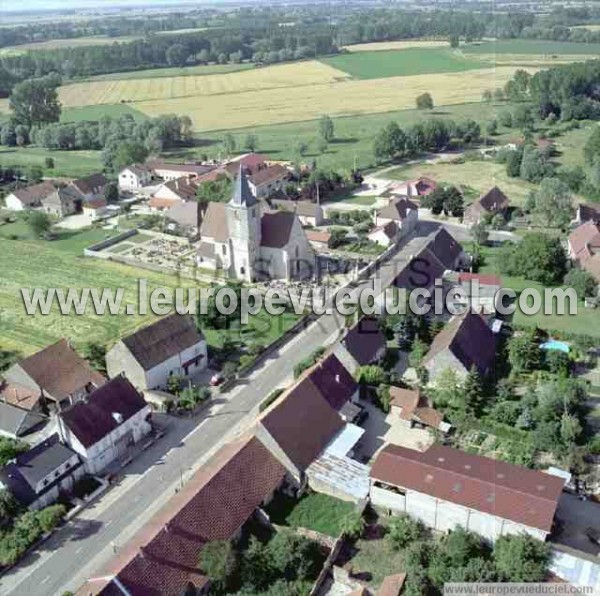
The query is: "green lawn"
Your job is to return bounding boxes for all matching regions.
[322,48,484,79]
[384,159,536,206]
[0,146,102,177]
[0,228,299,356]
[264,491,355,537]
[477,245,600,337]
[82,62,254,82]
[174,101,499,173]
[61,104,147,123]
[463,39,600,55]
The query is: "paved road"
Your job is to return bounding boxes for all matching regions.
[0,225,436,596]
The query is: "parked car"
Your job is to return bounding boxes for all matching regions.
[585,527,600,546]
[209,373,223,386]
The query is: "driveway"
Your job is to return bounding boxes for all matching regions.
[552,493,600,556]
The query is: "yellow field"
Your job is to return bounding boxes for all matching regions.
[57,60,349,107]
[570,24,600,31]
[135,66,538,131]
[343,40,449,52]
[0,35,142,55]
[470,53,599,67]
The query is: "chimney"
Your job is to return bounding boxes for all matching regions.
[335,374,340,383]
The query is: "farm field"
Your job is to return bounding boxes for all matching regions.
[383,160,537,206]
[0,230,299,356]
[55,60,349,107]
[343,40,449,52]
[0,146,102,177]
[321,48,484,79]
[82,62,254,82]
[462,38,600,55]
[0,34,143,54]
[136,65,530,131]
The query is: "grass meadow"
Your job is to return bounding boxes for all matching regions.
[462,38,600,55]
[321,48,484,79]
[0,146,102,177]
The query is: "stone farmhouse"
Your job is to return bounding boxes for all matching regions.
[4,181,57,211]
[423,312,496,384]
[197,167,314,282]
[374,197,418,236]
[389,387,450,433]
[118,164,154,190]
[56,376,151,475]
[105,314,207,391]
[389,176,437,201]
[0,340,106,438]
[370,443,564,542]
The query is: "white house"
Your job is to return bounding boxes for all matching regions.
[247,164,289,199]
[196,167,314,282]
[57,376,152,474]
[82,198,108,221]
[4,181,56,211]
[0,433,83,510]
[368,221,400,247]
[118,164,153,191]
[105,314,207,391]
[370,443,564,542]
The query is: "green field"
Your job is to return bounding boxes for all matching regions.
[322,48,484,79]
[60,104,147,123]
[478,245,600,338]
[0,146,102,177]
[82,62,254,82]
[0,228,299,356]
[463,39,600,55]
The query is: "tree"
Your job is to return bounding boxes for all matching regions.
[44,157,55,169]
[27,166,43,183]
[449,35,459,48]
[564,268,597,299]
[82,342,107,374]
[486,119,498,136]
[341,511,365,539]
[500,233,567,285]
[482,89,493,103]
[493,534,550,582]
[512,105,534,130]
[519,147,553,183]
[416,92,434,110]
[196,174,233,204]
[545,350,571,377]
[165,43,188,67]
[421,187,445,215]
[28,211,52,238]
[316,136,328,154]
[268,530,321,581]
[530,177,572,229]
[443,186,464,217]
[355,365,386,386]
[244,133,258,152]
[223,133,236,155]
[9,74,61,127]
[387,514,422,550]
[198,540,238,590]
[296,140,308,157]
[508,329,542,373]
[373,121,407,161]
[0,437,28,467]
[319,115,334,142]
[103,140,148,173]
[463,366,485,415]
[0,489,21,524]
[409,338,428,369]
[471,221,489,246]
[104,182,119,204]
[328,227,347,248]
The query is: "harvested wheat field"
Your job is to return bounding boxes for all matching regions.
[343,40,450,52]
[136,66,537,131]
[58,60,349,107]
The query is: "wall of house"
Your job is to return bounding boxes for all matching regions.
[402,210,418,236]
[33,452,81,494]
[106,342,147,389]
[371,482,549,542]
[31,465,85,511]
[5,194,28,211]
[119,170,150,190]
[144,342,208,390]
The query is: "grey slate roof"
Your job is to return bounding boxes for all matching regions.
[0,402,31,437]
[0,433,81,506]
[121,314,204,372]
[230,165,257,207]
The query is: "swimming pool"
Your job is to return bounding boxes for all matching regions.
[540,340,570,353]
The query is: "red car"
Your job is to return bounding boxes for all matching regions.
[209,373,223,386]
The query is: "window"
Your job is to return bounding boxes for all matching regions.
[222,244,227,255]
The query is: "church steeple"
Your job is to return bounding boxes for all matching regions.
[230,164,257,207]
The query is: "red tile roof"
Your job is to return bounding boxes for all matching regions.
[377,573,407,596]
[389,387,443,429]
[306,229,331,244]
[569,221,600,262]
[11,181,56,205]
[85,435,285,595]
[148,197,183,210]
[249,163,288,187]
[13,339,105,402]
[377,198,418,222]
[458,272,502,286]
[259,370,344,471]
[371,444,563,532]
